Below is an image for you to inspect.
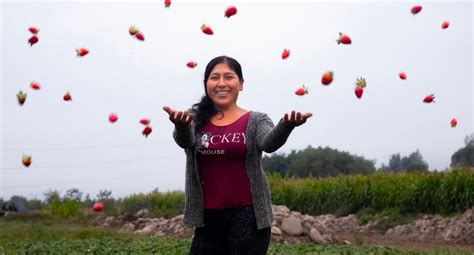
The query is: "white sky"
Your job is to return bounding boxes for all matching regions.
[1,0,473,200]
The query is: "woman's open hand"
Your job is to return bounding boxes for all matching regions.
[282,110,312,128]
[163,106,193,130]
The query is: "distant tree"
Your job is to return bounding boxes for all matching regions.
[96,190,113,201]
[382,150,428,173]
[44,189,61,204]
[451,133,474,167]
[64,188,83,203]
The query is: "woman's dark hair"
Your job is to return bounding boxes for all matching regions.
[191,56,244,132]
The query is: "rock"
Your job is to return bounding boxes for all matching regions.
[271,226,282,235]
[281,216,304,236]
[309,228,326,244]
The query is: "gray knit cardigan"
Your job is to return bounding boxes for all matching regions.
[172,111,295,230]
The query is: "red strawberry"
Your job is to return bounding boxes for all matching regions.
[441,21,449,29]
[63,92,72,101]
[76,48,89,57]
[22,155,32,167]
[281,49,290,60]
[295,85,308,96]
[30,81,41,90]
[411,5,422,15]
[164,0,171,7]
[142,126,153,137]
[321,71,334,85]
[225,6,237,18]
[129,26,139,36]
[92,202,104,212]
[337,33,351,45]
[187,61,197,68]
[423,94,435,103]
[201,24,214,35]
[28,35,39,46]
[451,118,457,128]
[28,26,39,34]
[354,86,364,99]
[135,32,145,41]
[140,118,150,125]
[109,113,118,123]
[399,72,407,80]
[17,90,27,106]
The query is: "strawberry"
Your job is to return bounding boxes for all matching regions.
[355,77,366,88]
[281,49,290,60]
[28,26,39,34]
[92,202,104,212]
[201,24,214,35]
[441,21,449,29]
[17,90,27,106]
[423,94,435,103]
[451,118,457,128]
[30,81,41,90]
[63,92,72,101]
[22,155,32,167]
[399,72,407,80]
[109,113,118,123]
[411,5,422,15]
[225,6,237,18]
[354,86,364,99]
[76,48,89,57]
[129,25,139,36]
[140,118,150,125]
[337,33,351,45]
[142,126,153,137]
[164,0,171,7]
[187,61,197,68]
[135,32,145,41]
[295,85,308,96]
[28,35,39,46]
[321,71,333,85]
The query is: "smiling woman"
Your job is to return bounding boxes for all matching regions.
[162,55,312,254]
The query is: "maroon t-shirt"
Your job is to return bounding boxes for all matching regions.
[197,112,253,209]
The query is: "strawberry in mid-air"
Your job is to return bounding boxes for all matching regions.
[76,48,89,57]
[423,94,435,103]
[92,202,104,212]
[201,24,214,35]
[441,21,449,29]
[321,71,334,85]
[129,26,139,36]
[281,49,290,60]
[30,81,41,90]
[140,118,150,125]
[63,92,72,101]
[354,86,364,99]
[411,5,422,15]
[164,0,171,8]
[22,155,32,167]
[17,90,27,106]
[451,118,457,128]
[28,35,39,46]
[295,85,308,96]
[399,72,407,80]
[109,113,118,123]
[135,32,145,41]
[337,33,351,45]
[225,6,237,18]
[142,126,153,137]
[187,61,197,68]
[28,26,39,34]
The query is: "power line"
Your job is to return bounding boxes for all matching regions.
[0,141,174,152]
[0,153,183,171]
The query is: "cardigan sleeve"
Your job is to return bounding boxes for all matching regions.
[255,113,295,153]
[172,125,196,149]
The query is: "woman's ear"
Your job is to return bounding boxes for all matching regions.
[239,80,244,91]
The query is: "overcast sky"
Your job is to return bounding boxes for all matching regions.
[1,0,473,200]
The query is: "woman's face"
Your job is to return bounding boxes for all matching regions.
[206,62,243,110]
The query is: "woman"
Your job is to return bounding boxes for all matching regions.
[163,56,312,254]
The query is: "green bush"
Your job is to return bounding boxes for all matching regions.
[49,198,81,219]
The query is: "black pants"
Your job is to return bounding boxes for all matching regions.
[189,204,271,255]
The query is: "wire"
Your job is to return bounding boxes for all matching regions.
[0,153,184,171]
[0,141,174,152]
